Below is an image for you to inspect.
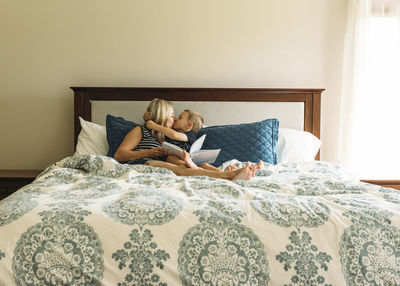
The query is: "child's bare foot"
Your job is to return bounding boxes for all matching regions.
[231,162,254,181]
[183,150,199,169]
[225,165,237,172]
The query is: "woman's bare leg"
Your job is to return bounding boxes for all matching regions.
[147,160,256,181]
[199,163,221,172]
[167,155,186,166]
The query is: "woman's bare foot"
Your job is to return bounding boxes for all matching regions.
[253,160,263,171]
[183,150,199,169]
[231,162,255,181]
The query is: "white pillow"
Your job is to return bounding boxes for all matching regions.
[276,128,321,163]
[75,117,108,155]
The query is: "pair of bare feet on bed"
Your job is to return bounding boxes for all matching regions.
[182,150,262,181]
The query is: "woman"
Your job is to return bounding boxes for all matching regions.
[114,98,259,180]
[114,98,174,164]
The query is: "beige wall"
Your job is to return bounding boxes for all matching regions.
[0,0,347,170]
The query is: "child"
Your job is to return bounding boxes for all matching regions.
[146,108,235,172]
[145,109,214,169]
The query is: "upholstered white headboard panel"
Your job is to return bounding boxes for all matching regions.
[92,101,304,130]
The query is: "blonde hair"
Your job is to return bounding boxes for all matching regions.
[184,109,204,133]
[146,98,174,142]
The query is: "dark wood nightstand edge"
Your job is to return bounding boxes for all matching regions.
[0,170,42,179]
[0,170,43,201]
[361,180,400,190]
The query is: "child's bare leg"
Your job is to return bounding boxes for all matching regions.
[183,150,199,169]
[166,155,186,166]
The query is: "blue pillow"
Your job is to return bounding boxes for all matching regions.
[198,119,279,166]
[106,115,139,158]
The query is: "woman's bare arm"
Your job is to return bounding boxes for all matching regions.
[146,120,188,142]
[114,126,167,162]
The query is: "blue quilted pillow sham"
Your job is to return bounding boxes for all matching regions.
[198,119,279,166]
[106,115,139,158]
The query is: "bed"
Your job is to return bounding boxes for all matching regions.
[1,87,399,286]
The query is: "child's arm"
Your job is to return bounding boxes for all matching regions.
[146,120,188,142]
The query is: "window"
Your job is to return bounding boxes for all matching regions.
[349,3,400,179]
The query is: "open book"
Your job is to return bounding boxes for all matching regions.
[162,134,221,165]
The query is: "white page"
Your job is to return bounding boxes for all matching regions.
[191,149,221,165]
[189,134,206,154]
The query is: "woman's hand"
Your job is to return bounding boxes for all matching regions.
[146,147,168,158]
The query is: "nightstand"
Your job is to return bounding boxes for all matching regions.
[361,180,400,190]
[0,170,42,200]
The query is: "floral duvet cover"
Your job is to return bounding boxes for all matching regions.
[0,154,399,286]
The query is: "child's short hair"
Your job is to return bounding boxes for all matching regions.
[184,109,204,133]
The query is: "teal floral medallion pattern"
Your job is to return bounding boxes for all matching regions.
[62,155,105,175]
[0,192,39,227]
[102,188,184,226]
[251,192,331,228]
[322,180,365,194]
[128,173,181,188]
[180,178,243,199]
[129,164,174,175]
[194,200,245,226]
[112,228,170,286]
[251,187,334,285]
[51,176,123,201]
[234,180,282,193]
[179,200,269,285]
[33,169,80,187]
[178,223,269,285]
[337,196,400,285]
[12,209,103,286]
[334,197,393,226]
[378,187,400,205]
[292,176,365,196]
[62,154,132,178]
[339,222,400,285]
[276,230,332,286]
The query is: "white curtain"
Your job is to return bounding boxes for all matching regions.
[339,0,400,179]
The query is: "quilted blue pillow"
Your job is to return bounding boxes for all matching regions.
[198,119,279,166]
[106,115,139,158]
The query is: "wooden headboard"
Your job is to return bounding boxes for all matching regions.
[71,87,324,158]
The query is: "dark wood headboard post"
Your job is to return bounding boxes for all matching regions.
[71,87,324,158]
[73,90,83,147]
[309,91,321,159]
[73,88,92,147]
[312,91,321,139]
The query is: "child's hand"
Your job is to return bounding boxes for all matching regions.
[146,120,155,129]
[143,111,151,121]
